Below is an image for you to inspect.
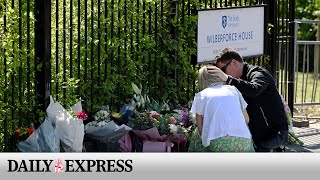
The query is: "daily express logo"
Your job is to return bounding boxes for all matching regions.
[7,159,133,173]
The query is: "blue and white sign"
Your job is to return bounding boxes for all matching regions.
[197,6,265,63]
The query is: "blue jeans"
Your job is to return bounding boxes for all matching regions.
[254,130,289,152]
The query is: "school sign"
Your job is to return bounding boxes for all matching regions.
[197,6,265,63]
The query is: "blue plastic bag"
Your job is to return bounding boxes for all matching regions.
[17,118,60,152]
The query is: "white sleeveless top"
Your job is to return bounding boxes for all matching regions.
[191,85,252,147]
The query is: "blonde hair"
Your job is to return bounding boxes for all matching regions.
[198,65,225,91]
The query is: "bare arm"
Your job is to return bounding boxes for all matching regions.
[243,109,250,124]
[196,113,203,136]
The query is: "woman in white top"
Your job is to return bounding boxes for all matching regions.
[188,65,254,152]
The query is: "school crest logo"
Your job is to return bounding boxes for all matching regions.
[222,15,227,28]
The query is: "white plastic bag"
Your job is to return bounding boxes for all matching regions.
[46,96,84,152]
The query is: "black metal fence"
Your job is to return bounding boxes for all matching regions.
[274,0,295,112]
[0,0,293,151]
[49,0,274,112]
[50,0,197,112]
[1,0,37,151]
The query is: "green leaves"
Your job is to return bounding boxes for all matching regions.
[295,0,320,40]
[131,82,141,95]
[267,23,274,35]
[131,82,151,110]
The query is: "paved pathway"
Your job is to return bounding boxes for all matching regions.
[286,120,320,152]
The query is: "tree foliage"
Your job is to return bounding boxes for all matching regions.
[296,0,320,40]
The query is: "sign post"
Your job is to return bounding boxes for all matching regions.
[197,6,266,63]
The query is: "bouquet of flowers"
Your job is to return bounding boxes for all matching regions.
[16,118,60,152]
[84,120,132,152]
[46,96,86,152]
[280,95,304,146]
[85,105,111,129]
[14,124,35,144]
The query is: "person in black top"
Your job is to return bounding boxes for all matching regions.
[207,47,288,152]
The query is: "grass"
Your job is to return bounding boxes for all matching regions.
[278,71,320,104]
[278,71,320,118]
[294,72,320,104]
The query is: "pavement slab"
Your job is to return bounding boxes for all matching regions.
[286,120,320,152]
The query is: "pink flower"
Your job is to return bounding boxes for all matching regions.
[75,111,88,121]
[154,113,160,120]
[150,111,161,120]
[169,117,176,124]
